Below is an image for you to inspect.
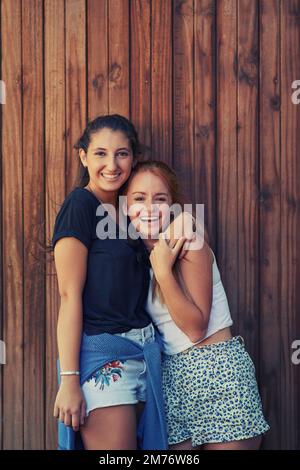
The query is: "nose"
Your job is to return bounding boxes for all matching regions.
[105,155,118,172]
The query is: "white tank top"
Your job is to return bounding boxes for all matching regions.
[146,248,233,355]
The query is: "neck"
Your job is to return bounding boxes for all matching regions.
[86,182,118,207]
[143,238,156,252]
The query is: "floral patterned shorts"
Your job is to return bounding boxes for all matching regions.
[81,323,155,416]
[162,336,270,447]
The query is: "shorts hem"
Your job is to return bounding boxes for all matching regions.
[168,425,270,447]
[85,400,139,416]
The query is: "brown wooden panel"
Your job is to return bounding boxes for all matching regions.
[0,0,3,450]
[236,0,259,356]
[280,0,300,450]
[173,0,194,201]
[130,0,151,155]
[194,0,217,248]
[151,0,173,164]
[1,0,23,450]
[87,0,109,120]
[22,0,45,449]
[108,0,129,116]
[65,0,87,193]
[259,0,281,450]
[216,0,239,331]
[44,0,66,450]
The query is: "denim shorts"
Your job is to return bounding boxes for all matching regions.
[81,323,155,416]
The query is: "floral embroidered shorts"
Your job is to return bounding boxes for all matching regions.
[162,336,270,447]
[81,323,155,416]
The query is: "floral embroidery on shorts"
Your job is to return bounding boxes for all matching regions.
[88,360,125,390]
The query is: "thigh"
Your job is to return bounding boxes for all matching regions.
[202,435,262,451]
[80,404,138,450]
[169,439,196,451]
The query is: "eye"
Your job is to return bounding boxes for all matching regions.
[95,151,106,157]
[156,197,167,202]
[117,151,130,158]
[134,196,144,201]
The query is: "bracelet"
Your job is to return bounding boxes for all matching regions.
[60,370,80,376]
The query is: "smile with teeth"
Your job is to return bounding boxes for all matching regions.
[101,172,121,181]
[140,216,160,222]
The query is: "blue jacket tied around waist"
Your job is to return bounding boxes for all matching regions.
[57,332,168,450]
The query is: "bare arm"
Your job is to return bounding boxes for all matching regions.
[150,236,213,342]
[53,237,88,431]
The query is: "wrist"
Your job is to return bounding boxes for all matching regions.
[155,268,173,284]
[60,374,80,385]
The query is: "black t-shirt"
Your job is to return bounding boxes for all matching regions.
[52,187,151,335]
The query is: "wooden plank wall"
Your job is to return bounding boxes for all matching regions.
[0,0,299,450]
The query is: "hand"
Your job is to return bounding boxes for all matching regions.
[149,233,186,282]
[53,378,87,432]
[163,212,197,259]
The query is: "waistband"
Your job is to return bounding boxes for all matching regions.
[165,335,245,357]
[116,323,155,341]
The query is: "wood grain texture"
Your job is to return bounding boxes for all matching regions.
[1,0,23,450]
[130,0,151,156]
[259,0,281,450]
[151,0,173,164]
[280,0,300,450]
[216,0,239,332]
[236,0,259,357]
[22,0,45,449]
[0,0,299,450]
[44,0,66,450]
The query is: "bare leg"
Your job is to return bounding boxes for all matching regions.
[169,438,201,451]
[80,404,138,450]
[202,435,262,450]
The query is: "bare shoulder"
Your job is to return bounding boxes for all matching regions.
[180,240,214,266]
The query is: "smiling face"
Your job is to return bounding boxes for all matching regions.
[126,171,172,239]
[79,127,133,203]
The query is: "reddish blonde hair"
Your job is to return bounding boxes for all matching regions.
[123,160,209,304]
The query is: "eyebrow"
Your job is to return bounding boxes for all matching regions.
[132,191,168,196]
[93,147,131,152]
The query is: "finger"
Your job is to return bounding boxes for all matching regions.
[59,410,65,423]
[64,411,72,427]
[71,411,80,432]
[172,237,187,257]
[80,402,87,426]
[53,404,59,418]
[159,232,168,244]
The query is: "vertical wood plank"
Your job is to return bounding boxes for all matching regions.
[236,0,259,357]
[280,0,300,450]
[0,0,3,450]
[173,0,194,201]
[151,0,173,164]
[216,0,239,330]
[108,0,129,117]
[194,0,217,247]
[65,0,87,193]
[1,0,23,449]
[45,0,66,450]
[87,0,109,120]
[130,0,151,155]
[22,0,45,449]
[259,0,281,450]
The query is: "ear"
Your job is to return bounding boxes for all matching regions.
[79,149,88,168]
